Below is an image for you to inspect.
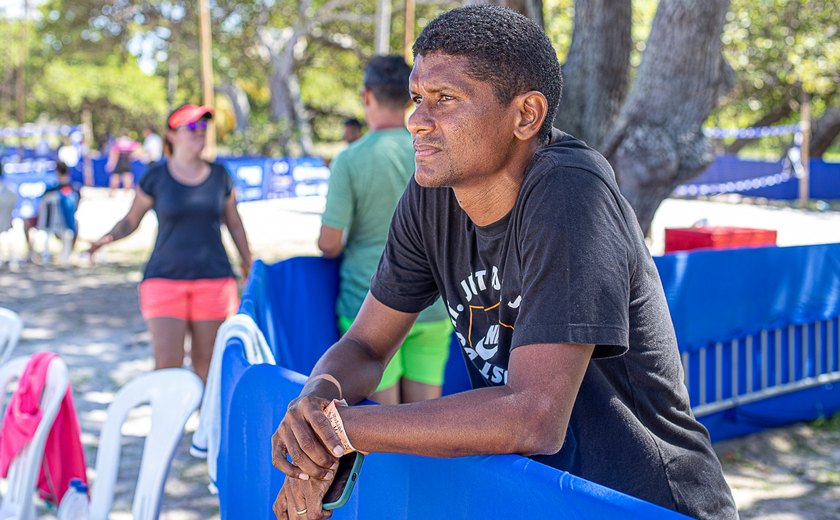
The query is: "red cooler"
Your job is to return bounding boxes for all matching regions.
[664,226,777,253]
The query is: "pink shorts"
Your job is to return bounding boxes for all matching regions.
[138,278,239,321]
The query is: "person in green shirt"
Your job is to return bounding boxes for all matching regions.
[318,55,452,405]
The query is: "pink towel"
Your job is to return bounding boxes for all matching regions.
[0,352,88,504]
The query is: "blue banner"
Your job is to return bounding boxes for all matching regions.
[654,244,840,353]
[675,155,840,200]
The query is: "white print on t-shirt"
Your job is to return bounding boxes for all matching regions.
[459,266,501,302]
[448,266,520,386]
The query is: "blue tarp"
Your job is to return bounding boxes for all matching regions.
[654,244,840,353]
[217,258,686,519]
[678,155,840,200]
[654,244,840,441]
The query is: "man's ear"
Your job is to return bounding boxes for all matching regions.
[361,88,374,109]
[513,91,548,142]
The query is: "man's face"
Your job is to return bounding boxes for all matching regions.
[343,125,361,144]
[408,52,518,189]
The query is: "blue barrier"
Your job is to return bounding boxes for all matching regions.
[654,244,840,353]
[2,155,330,219]
[677,155,840,200]
[654,244,840,441]
[217,258,688,519]
[219,350,688,519]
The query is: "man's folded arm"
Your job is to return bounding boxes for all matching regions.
[339,337,595,458]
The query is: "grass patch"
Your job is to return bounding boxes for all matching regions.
[812,412,840,432]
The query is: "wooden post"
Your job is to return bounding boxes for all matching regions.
[374,0,392,55]
[799,90,811,206]
[16,0,29,150]
[199,0,217,159]
[404,0,415,64]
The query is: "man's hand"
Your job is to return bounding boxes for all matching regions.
[273,469,336,520]
[272,394,345,481]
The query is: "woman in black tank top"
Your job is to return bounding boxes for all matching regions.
[88,105,253,383]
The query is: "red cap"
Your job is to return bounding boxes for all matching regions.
[167,104,214,129]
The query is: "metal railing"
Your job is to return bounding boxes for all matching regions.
[683,316,840,417]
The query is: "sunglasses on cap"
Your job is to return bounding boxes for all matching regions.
[179,119,210,132]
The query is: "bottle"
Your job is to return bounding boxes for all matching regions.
[57,478,90,520]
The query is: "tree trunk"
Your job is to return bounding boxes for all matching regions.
[555,0,631,149]
[288,71,313,156]
[217,81,251,133]
[268,64,295,123]
[810,107,840,158]
[601,0,733,234]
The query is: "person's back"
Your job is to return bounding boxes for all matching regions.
[319,55,451,405]
[107,133,139,191]
[142,128,163,164]
[325,130,416,317]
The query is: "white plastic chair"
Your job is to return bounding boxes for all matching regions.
[89,368,203,520]
[0,356,69,520]
[0,308,23,367]
[0,184,17,267]
[35,191,74,264]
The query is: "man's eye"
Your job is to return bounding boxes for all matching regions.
[441,95,454,101]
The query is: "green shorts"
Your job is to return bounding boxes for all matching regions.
[338,316,452,391]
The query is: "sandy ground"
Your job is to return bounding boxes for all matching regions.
[2,188,840,518]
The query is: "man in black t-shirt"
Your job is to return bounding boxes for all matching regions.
[271,6,738,520]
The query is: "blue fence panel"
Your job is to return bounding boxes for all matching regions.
[289,156,330,197]
[262,158,295,199]
[216,257,692,519]
[654,244,840,440]
[654,244,840,353]
[678,155,840,200]
[218,344,687,520]
[811,159,840,199]
[217,156,269,202]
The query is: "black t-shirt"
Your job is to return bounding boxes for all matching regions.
[139,161,234,280]
[370,130,737,519]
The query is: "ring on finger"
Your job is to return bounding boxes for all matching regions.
[295,507,308,515]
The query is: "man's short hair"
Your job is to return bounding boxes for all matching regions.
[55,161,68,175]
[413,5,562,143]
[343,117,362,129]
[363,55,412,110]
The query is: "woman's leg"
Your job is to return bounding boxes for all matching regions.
[188,320,224,384]
[147,317,188,370]
[122,171,134,190]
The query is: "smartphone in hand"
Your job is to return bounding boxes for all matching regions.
[322,452,365,510]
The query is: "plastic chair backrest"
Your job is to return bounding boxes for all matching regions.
[88,369,203,520]
[0,185,15,232]
[0,309,23,367]
[0,356,69,520]
[0,356,29,425]
[35,192,63,233]
[35,192,73,263]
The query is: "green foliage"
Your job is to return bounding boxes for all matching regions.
[709,0,838,152]
[9,0,835,157]
[813,411,840,432]
[30,57,167,138]
[222,119,293,157]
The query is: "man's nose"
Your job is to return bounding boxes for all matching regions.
[407,102,432,137]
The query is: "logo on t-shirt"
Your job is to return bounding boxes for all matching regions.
[447,266,520,386]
